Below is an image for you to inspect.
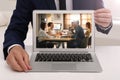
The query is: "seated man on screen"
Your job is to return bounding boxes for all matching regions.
[47,22,57,37]
[67,21,85,48]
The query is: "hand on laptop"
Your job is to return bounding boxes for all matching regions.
[6,46,32,72]
[94,8,112,28]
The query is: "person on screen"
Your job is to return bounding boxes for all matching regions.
[85,22,92,48]
[38,22,52,41]
[38,22,54,48]
[47,22,57,37]
[3,0,112,72]
[69,22,75,34]
[85,22,91,38]
[67,21,85,48]
[47,22,63,48]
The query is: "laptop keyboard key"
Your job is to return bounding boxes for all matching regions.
[35,53,93,62]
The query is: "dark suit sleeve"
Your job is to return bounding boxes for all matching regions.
[95,0,104,9]
[95,0,112,34]
[3,0,33,59]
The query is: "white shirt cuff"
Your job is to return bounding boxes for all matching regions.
[98,22,112,31]
[7,44,22,53]
[99,25,112,31]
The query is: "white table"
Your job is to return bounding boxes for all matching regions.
[0,46,120,80]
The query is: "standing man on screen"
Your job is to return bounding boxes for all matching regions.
[3,0,112,72]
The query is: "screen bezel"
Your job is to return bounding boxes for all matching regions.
[33,10,95,52]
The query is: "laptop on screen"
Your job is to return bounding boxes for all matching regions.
[30,10,102,72]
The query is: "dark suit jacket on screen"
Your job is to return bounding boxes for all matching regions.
[3,0,112,59]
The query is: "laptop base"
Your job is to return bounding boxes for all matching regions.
[30,52,102,72]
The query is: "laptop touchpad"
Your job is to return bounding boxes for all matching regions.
[52,63,76,70]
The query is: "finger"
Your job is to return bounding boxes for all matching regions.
[95,20,110,27]
[94,13,112,18]
[95,8,111,13]
[6,54,23,72]
[23,52,32,70]
[95,17,111,23]
[14,53,28,72]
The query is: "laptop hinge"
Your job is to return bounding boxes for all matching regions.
[39,51,89,53]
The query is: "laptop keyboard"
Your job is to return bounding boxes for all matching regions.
[35,52,93,62]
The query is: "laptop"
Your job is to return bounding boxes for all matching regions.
[30,10,102,72]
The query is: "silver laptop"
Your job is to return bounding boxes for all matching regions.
[30,10,102,72]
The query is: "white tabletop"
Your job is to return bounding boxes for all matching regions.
[0,46,120,80]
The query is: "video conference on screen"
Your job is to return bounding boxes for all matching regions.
[36,13,92,49]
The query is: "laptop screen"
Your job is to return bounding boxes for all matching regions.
[33,11,94,51]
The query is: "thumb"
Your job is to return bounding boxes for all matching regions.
[23,52,32,70]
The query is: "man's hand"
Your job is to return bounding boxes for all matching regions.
[94,8,112,28]
[6,46,32,72]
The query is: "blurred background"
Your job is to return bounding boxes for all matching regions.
[0,0,120,46]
